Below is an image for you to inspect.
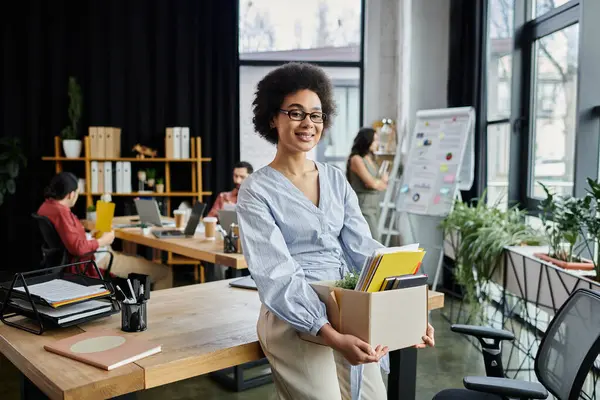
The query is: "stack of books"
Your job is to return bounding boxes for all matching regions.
[355,243,426,292]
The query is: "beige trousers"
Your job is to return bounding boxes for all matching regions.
[96,251,173,290]
[257,305,387,400]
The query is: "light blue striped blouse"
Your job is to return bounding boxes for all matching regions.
[236,161,388,398]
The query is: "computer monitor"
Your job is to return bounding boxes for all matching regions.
[134,199,172,227]
[217,209,238,233]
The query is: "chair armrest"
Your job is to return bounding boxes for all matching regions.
[463,376,548,399]
[451,324,515,341]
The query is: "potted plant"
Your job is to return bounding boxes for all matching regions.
[155,177,164,193]
[60,77,83,158]
[140,222,151,236]
[0,137,27,207]
[440,192,543,315]
[146,168,156,188]
[86,204,96,221]
[576,178,600,277]
[534,183,593,270]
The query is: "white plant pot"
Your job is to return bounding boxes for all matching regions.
[142,227,151,235]
[63,139,82,158]
[156,184,164,193]
[86,211,96,221]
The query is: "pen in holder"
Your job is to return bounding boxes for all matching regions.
[121,300,147,332]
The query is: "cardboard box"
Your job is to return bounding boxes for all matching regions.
[300,281,428,351]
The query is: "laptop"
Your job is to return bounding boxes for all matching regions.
[229,275,257,290]
[134,199,175,227]
[152,203,207,238]
[217,209,238,232]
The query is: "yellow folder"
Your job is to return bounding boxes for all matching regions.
[364,250,425,293]
[95,200,115,234]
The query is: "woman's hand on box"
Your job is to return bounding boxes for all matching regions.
[415,323,435,348]
[318,323,388,365]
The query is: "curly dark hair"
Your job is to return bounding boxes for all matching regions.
[346,127,376,180]
[252,62,337,145]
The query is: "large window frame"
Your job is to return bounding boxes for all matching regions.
[237,0,367,147]
[479,0,600,215]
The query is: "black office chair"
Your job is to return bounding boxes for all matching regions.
[31,213,114,277]
[433,288,600,400]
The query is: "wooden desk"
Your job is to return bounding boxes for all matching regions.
[82,216,246,270]
[0,281,444,400]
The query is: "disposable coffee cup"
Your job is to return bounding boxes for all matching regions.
[203,217,217,240]
[173,210,185,229]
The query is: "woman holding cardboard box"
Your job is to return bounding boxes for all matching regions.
[236,62,434,400]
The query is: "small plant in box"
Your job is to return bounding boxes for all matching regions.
[576,178,600,277]
[535,182,593,270]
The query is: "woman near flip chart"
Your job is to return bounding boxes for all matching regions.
[236,62,434,400]
[346,128,388,239]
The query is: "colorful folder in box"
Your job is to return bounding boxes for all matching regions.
[95,200,115,234]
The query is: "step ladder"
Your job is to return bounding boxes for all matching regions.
[376,142,404,246]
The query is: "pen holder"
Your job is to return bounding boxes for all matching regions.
[121,300,147,332]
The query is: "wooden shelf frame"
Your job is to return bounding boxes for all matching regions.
[44,135,212,210]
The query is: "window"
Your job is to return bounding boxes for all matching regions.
[485,0,515,209]
[533,0,571,19]
[530,24,579,198]
[238,0,365,172]
[239,0,362,61]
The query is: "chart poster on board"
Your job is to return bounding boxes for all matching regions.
[396,107,474,217]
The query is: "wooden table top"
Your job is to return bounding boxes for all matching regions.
[82,216,247,269]
[0,280,445,400]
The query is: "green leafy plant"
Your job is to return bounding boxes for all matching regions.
[440,192,543,313]
[0,137,27,207]
[87,205,96,212]
[538,182,585,262]
[577,178,600,276]
[60,77,82,140]
[335,272,359,290]
[146,168,156,180]
[156,177,164,185]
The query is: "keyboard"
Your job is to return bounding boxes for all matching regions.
[152,230,184,238]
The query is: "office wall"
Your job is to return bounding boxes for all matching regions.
[399,0,451,284]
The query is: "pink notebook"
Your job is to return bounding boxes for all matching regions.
[44,329,161,370]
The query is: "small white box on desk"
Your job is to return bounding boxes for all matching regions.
[299,281,428,352]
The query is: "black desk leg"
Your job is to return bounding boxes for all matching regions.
[20,373,137,400]
[387,347,417,400]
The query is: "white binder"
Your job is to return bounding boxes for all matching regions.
[115,162,123,193]
[122,162,132,193]
[173,127,181,159]
[91,162,99,193]
[103,162,113,193]
[180,127,190,159]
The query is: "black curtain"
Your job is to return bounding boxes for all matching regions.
[447,0,486,203]
[0,0,239,274]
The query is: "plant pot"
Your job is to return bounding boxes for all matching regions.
[147,179,155,188]
[86,211,96,221]
[156,183,164,193]
[533,252,595,271]
[141,227,151,235]
[62,139,82,158]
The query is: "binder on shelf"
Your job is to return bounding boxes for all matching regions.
[96,127,106,159]
[181,127,190,159]
[97,162,105,193]
[173,127,181,159]
[89,127,98,158]
[115,162,123,193]
[122,162,132,193]
[165,128,174,158]
[0,261,120,335]
[103,162,113,193]
[91,161,99,193]
[104,127,121,158]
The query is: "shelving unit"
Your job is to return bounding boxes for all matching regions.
[43,135,213,211]
[44,135,213,280]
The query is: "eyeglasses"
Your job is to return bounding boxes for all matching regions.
[279,109,327,124]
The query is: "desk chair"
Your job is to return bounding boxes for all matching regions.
[433,288,600,400]
[31,213,114,277]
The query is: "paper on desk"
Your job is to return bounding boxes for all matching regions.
[14,279,109,303]
[10,298,112,323]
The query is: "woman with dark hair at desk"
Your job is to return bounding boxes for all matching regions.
[346,128,388,239]
[37,172,173,290]
[236,62,434,400]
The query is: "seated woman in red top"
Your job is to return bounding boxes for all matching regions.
[37,172,173,290]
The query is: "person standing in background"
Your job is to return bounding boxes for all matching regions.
[346,127,388,239]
